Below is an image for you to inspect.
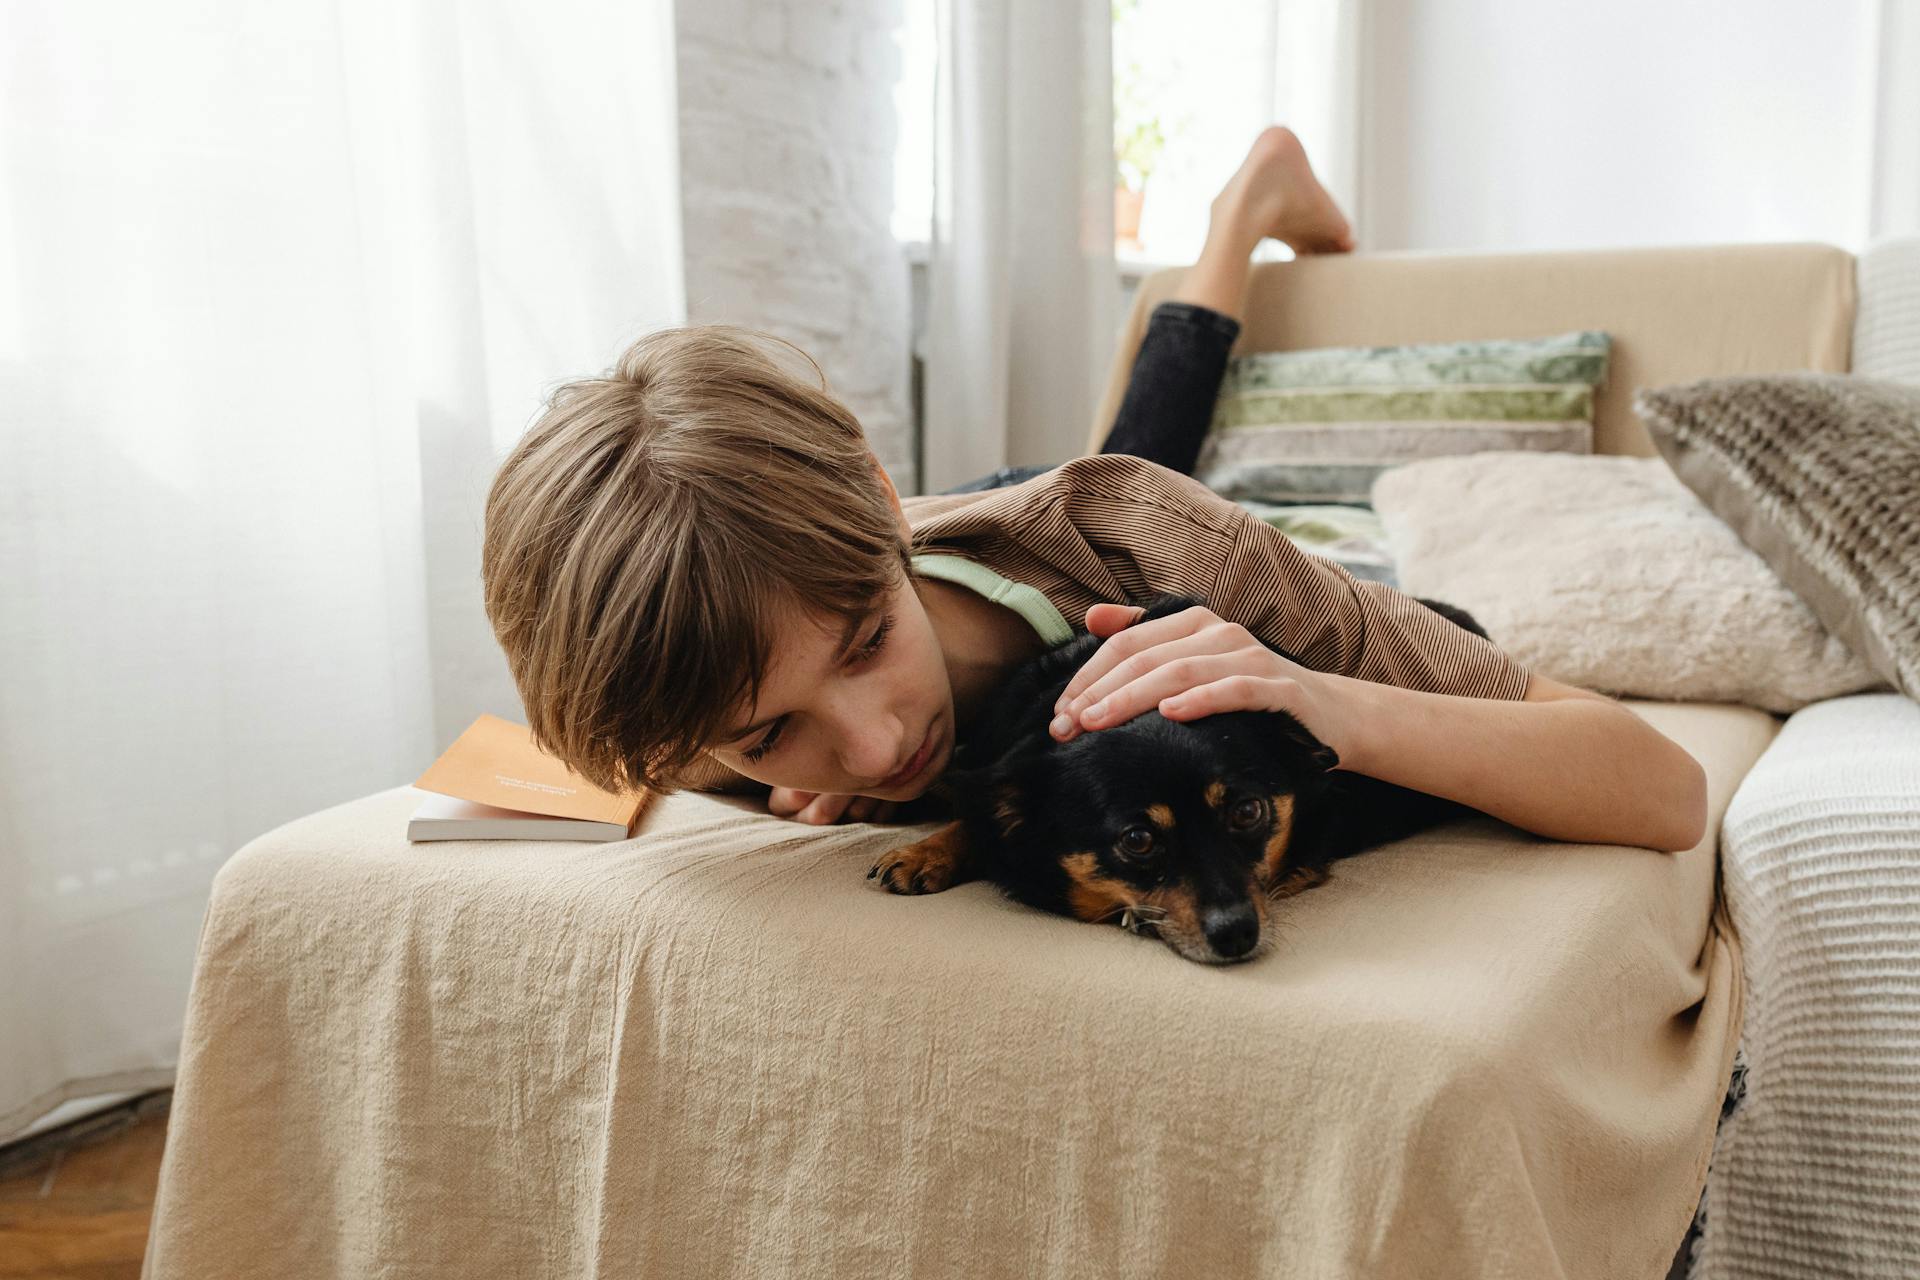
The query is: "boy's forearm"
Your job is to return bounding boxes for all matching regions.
[1326,674,1709,853]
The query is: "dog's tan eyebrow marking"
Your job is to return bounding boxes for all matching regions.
[1205,781,1227,808]
[1146,803,1175,829]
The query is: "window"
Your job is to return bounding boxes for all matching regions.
[1114,0,1330,268]
[892,0,1344,268]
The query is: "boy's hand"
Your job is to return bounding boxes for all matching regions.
[1047,602,1356,760]
[767,787,900,825]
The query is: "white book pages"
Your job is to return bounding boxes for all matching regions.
[406,791,630,843]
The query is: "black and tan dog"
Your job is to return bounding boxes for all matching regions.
[869,591,1489,965]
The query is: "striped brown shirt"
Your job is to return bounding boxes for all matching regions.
[672,454,1530,794]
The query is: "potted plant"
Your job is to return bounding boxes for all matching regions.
[1114,113,1163,251]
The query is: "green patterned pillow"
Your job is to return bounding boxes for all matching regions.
[1233,500,1399,585]
[1196,330,1611,505]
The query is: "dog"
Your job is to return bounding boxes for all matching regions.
[868,591,1489,965]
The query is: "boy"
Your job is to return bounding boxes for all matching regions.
[481,128,1707,852]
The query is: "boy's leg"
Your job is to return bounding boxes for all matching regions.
[1098,126,1354,476]
[1094,303,1243,475]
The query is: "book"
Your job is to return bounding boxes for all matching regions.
[408,713,651,842]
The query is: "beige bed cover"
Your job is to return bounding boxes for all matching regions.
[145,701,1775,1279]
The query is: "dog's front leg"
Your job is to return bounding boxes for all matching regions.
[1268,862,1330,900]
[867,820,982,895]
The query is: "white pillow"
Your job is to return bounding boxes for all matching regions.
[1369,451,1886,712]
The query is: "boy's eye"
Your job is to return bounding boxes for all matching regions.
[738,612,894,764]
[858,612,895,661]
[742,720,783,763]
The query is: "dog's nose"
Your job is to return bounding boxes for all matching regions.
[1199,904,1259,959]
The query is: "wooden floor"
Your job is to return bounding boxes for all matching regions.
[0,1092,170,1280]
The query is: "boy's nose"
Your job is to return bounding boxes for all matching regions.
[841,723,913,787]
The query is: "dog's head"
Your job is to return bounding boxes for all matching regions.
[932,589,1347,964]
[1001,703,1340,964]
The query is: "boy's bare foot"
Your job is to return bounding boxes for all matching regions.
[1171,126,1354,318]
[1210,125,1355,255]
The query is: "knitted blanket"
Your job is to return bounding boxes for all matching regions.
[1693,693,1920,1278]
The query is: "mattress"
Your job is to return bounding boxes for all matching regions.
[143,699,1778,1280]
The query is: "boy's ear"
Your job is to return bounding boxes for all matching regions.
[868,452,910,537]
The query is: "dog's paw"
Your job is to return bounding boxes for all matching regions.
[867,820,969,894]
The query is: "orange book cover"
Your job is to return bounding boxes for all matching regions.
[413,714,651,835]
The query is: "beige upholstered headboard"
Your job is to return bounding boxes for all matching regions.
[1086,242,1857,459]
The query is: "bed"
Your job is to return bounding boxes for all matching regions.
[145,241,1857,1279]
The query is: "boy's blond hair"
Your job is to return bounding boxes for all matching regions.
[482,324,911,796]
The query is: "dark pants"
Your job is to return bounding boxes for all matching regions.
[937,301,1243,495]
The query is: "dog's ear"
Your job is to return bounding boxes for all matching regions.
[985,756,1046,840]
[1259,709,1340,772]
[989,778,1027,840]
[924,766,978,817]
[934,763,1036,840]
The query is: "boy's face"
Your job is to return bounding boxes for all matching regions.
[705,455,955,799]
[705,572,956,799]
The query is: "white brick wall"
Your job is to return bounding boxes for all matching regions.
[675,0,916,490]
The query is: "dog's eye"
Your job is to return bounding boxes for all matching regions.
[1115,827,1155,860]
[1228,797,1267,830]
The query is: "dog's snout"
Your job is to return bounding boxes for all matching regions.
[1199,903,1260,959]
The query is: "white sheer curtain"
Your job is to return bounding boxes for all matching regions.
[0,0,684,1140]
[921,0,1119,492]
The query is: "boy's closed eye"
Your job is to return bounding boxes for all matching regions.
[739,611,897,762]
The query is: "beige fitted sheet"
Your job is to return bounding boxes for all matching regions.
[144,699,1778,1280]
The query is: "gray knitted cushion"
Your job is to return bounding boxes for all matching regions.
[1636,373,1920,699]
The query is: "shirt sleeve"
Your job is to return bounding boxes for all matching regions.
[929,453,1532,702]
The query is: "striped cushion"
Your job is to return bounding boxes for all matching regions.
[1233,500,1399,586]
[1196,330,1611,505]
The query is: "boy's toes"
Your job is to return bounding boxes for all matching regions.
[1294,222,1357,255]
